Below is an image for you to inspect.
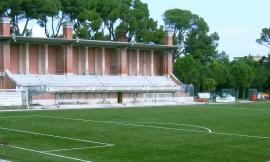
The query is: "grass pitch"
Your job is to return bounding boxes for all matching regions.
[0,102,270,162]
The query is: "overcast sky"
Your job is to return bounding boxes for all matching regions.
[29,0,270,58]
[141,0,270,58]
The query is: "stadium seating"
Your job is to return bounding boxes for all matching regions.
[8,73,180,92]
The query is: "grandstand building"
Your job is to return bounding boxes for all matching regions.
[0,17,192,106]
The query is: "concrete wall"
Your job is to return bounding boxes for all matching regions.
[29,45,38,74]
[0,90,23,106]
[145,51,151,75]
[48,45,57,74]
[88,48,95,74]
[105,48,111,75]
[31,92,194,106]
[139,52,144,75]
[41,45,45,74]
[97,48,102,75]
[131,50,137,75]
[10,44,19,73]
[0,76,15,89]
[80,47,86,75]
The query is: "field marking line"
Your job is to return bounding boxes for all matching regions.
[133,122,270,140]
[7,145,91,162]
[212,132,270,140]
[131,121,212,133]
[42,144,114,153]
[0,115,41,119]
[190,107,270,111]
[0,126,114,162]
[231,107,270,111]
[38,115,210,133]
[38,115,270,140]
[0,126,112,146]
[2,115,270,140]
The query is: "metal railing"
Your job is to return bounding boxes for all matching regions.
[46,85,180,92]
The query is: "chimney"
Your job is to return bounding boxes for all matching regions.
[62,21,73,39]
[165,32,173,45]
[0,17,11,36]
[119,32,127,42]
[163,30,173,76]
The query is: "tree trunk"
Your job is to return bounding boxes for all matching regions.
[21,18,30,36]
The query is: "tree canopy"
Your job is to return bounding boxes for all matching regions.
[0,0,163,41]
[162,8,218,62]
[0,0,45,36]
[1,2,269,97]
[256,28,270,49]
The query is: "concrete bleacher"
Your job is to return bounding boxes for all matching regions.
[8,73,179,92]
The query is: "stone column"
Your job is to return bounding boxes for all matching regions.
[77,47,81,74]
[128,50,132,75]
[136,49,140,75]
[163,53,168,75]
[25,43,29,74]
[150,49,154,76]
[38,45,42,74]
[45,44,49,74]
[102,47,106,75]
[164,32,173,75]
[120,47,127,76]
[1,42,10,72]
[85,46,89,75]
[167,51,173,75]
[143,51,146,76]
[94,48,98,75]
[18,44,23,74]
[65,45,73,75]
[0,17,11,76]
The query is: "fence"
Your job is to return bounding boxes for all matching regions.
[179,84,194,97]
[0,89,27,106]
[143,93,173,103]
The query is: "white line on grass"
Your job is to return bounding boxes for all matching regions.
[7,145,91,162]
[0,115,41,119]
[0,126,114,162]
[190,107,270,111]
[2,115,270,141]
[212,132,270,140]
[37,115,270,140]
[0,126,112,146]
[131,121,212,133]
[38,115,211,133]
[42,144,114,153]
[233,107,270,111]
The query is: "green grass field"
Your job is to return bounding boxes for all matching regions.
[0,102,270,162]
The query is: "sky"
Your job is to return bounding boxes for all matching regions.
[29,0,270,59]
[140,0,270,58]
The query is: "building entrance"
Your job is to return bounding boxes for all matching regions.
[117,92,123,103]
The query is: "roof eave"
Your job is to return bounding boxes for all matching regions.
[0,36,178,50]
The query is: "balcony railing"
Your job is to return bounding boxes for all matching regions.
[46,85,180,92]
